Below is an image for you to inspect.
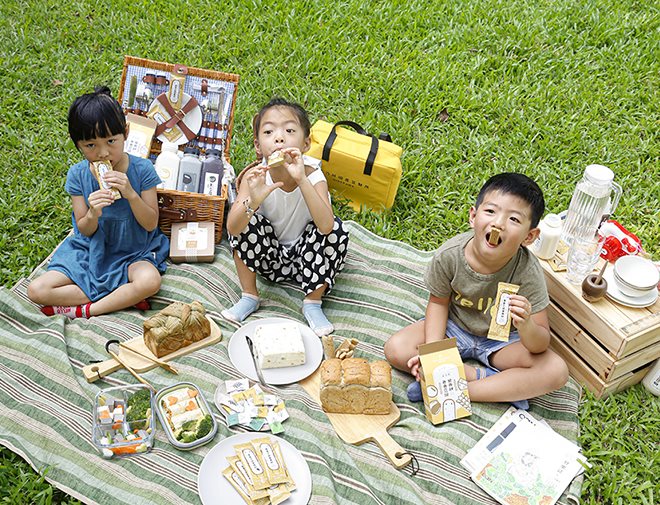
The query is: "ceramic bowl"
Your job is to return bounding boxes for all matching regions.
[613,255,659,297]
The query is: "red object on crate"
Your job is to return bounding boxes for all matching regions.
[599,219,642,262]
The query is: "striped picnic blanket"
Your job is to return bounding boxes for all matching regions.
[0,221,583,505]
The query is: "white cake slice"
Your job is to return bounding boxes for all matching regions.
[253,323,306,369]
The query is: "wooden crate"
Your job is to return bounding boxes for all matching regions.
[549,332,651,398]
[540,258,660,398]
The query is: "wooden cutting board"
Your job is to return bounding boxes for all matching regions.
[82,316,222,382]
[299,368,412,469]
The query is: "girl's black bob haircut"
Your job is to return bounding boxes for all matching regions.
[252,97,311,138]
[68,86,126,146]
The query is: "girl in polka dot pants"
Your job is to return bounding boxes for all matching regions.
[223,98,349,336]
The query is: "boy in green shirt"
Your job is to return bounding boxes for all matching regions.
[385,173,568,409]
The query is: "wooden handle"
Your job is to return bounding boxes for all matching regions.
[371,428,412,469]
[82,358,123,383]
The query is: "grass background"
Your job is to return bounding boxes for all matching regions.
[1,0,658,503]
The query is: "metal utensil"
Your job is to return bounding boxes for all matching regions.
[209,91,222,149]
[200,97,211,149]
[215,88,227,152]
[245,336,267,385]
[127,75,138,113]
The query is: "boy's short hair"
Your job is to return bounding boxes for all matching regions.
[476,173,545,228]
[68,86,126,145]
[252,97,311,138]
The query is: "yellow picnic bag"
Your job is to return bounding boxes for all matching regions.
[307,120,403,211]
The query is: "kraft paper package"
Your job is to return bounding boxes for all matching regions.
[418,338,472,424]
[169,222,215,263]
[307,120,402,211]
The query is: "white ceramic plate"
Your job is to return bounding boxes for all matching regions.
[197,433,312,505]
[604,269,658,308]
[147,92,202,145]
[228,317,323,385]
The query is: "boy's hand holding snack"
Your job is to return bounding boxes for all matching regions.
[508,294,534,329]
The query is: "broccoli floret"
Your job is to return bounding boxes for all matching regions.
[196,415,213,439]
[179,431,198,444]
[127,388,151,408]
[174,415,213,443]
[180,419,197,432]
[125,389,152,430]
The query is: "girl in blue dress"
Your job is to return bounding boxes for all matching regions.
[28,86,169,318]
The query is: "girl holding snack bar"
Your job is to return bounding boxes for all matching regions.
[28,86,169,318]
[223,98,348,336]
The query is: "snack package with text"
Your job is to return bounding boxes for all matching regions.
[418,338,472,424]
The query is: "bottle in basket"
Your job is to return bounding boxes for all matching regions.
[199,148,224,196]
[560,164,622,247]
[154,142,180,190]
[177,147,202,192]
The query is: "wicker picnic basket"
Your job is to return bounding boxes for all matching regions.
[117,56,240,243]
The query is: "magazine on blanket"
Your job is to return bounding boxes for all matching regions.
[462,408,588,505]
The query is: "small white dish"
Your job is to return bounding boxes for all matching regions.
[613,256,659,291]
[197,433,312,505]
[603,269,658,308]
[227,317,323,385]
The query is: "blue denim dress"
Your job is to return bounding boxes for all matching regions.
[48,155,169,301]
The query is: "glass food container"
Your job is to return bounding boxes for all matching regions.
[155,382,218,450]
[92,385,155,459]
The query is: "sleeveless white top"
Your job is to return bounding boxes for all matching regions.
[257,155,330,246]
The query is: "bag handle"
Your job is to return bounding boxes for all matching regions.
[322,121,379,176]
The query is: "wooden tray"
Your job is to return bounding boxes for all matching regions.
[300,368,412,469]
[82,316,222,382]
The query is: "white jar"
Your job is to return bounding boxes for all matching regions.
[532,213,563,260]
[154,142,180,190]
[642,358,660,396]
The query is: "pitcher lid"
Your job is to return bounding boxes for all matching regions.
[584,164,614,184]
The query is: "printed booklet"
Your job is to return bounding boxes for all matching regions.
[461,407,588,505]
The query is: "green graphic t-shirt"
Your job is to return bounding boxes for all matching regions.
[424,231,549,337]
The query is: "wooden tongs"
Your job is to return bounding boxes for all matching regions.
[105,340,155,390]
[118,341,178,375]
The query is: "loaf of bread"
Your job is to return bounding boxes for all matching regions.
[319,358,392,415]
[143,301,210,357]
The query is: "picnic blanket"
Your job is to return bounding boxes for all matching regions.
[0,221,583,505]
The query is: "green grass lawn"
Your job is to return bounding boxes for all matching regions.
[1,0,658,503]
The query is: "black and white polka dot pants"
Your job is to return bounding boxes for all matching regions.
[229,214,349,295]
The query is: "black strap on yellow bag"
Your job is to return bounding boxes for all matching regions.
[321,121,393,176]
